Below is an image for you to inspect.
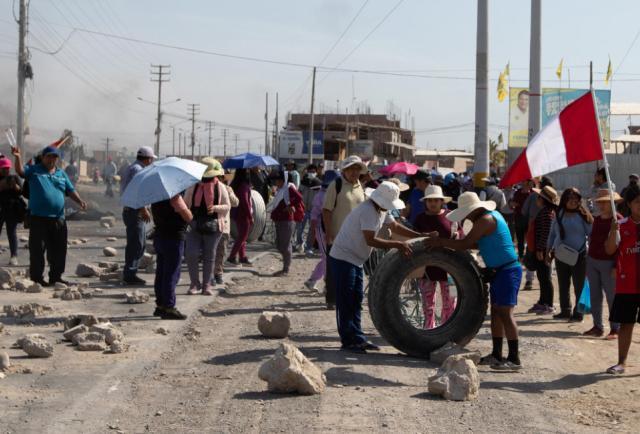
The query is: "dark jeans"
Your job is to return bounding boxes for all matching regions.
[556,253,587,316]
[535,259,554,306]
[29,216,67,283]
[0,216,18,257]
[329,256,366,346]
[122,207,146,279]
[515,215,528,258]
[154,237,184,308]
[325,244,336,304]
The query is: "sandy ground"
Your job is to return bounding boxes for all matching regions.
[1,183,640,434]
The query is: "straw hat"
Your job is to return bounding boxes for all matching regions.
[385,177,410,192]
[365,181,405,211]
[340,155,368,174]
[420,185,452,203]
[594,188,623,203]
[532,186,559,205]
[446,191,496,222]
[201,157,224,178]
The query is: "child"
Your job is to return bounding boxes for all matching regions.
[605,183,640,374]
[414,185,461,329]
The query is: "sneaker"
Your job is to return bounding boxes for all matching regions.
[9,256,18,266]
[48,278,72,287]
[569,314,584,323]
[537,305,556,315]
[491,360,523,371]
[553,311,572,320]
[159,307,187,320]
[123,276,146,285]
[527,303,545,314]
[187,285,201,295]
[363,342,380,351]
[304,280,317,291]
[239,257,253,266]
[226,257,238,265]
[214,275,224,285]
[326,303,336,310]
[202,285,215,296]
[479,354,503,366]
[153,307,164,317]
[583,327,604,337]
[341,343,367,354]
[523,281,533,291]
[32,278,48,287]
[605,330,619,340]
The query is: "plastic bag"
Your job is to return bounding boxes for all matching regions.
[577,280,591,314]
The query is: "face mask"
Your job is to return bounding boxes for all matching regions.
[307,173,316,179]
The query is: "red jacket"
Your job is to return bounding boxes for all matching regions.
[270,186,303,222]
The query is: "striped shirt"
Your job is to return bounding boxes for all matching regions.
[534,207,555,253]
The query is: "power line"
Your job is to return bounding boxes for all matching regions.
[317,0,370,67]
[614,25,640,76]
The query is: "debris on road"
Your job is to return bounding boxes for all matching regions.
[100,216,117,228]
[428,355,480,401]
[258,342,326,395]
[125,290,150,304]
[138,253,154,269]
[155,327,169,335]
[0,351,10,370]
[258,311,291,338]
[15,334,54,358]
[76,263,104,278]
[64,314,99,331]
[0,267,15,286]
[60,288,83,300]
[90,322,124,345]
[429,342,481,366]
[103,247,117,257]
[109,341,128,354]
[106,237,118,242]
[63,324,89,342]
[3,303,52,320]
[75,332,108,351]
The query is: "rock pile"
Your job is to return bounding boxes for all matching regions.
[258,342,326,395]
[64,320,127,353]
[63,314,99,331]
[428,355,480,401]
[125,290,149,304]
[3,303,52,320]
[258,311,291,338]
[15,334,54,358]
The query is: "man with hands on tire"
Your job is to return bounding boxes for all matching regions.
[328,181,426,354]
[424,191,523,371]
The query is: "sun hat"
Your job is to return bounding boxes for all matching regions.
[385,177,409,192]
[446,191,496,222]
[420,185,452,203]
[0,158,12,169]
[201,157,224,178]
[41,146,60,157]
[532,186,559,205]
[136,146,157,159]
[629,173,639,180]
[340,155,368,174]
[594,188,623,203]
[321,170,339,188]
[365,181,405,211]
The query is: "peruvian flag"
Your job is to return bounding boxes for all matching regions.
[500,91,603,187]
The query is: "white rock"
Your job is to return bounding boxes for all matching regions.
[0,268,15,286]
[103,247,117,257]
[76,263,103,278]
[54,282,68,290]
[430,342,482,366]
[100,216,116,227]
[125,290,149,304]
[258,342,326,395]
[3,303,52,320]
[63,314,99,331]
[63,324,89,342]
[60,288,82,300]
[106,237,118,242]
[16,334,54,358]
[0,351,10,370]
[428,355,480,401]
[138,253,154,269]
[74,332,107,351]
[109,341,128,354]
[90,322,124,345]
[100,222,111,229]
[258,311,291,338]
[14,278,34,292]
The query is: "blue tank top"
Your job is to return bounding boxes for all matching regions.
[477,211,519,269]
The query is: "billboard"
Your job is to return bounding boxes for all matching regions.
[508,88,611,148]
[279,130,324,159]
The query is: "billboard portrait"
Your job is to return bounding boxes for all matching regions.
[508,88,530,148]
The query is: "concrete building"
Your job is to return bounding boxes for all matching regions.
[281,113,415,163]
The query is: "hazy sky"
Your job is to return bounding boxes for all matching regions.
[1,0,639,156]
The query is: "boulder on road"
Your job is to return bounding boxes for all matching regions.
[63,324,89,342]
[26,283,44,293]
[428,355,480,401]
[258,311,291,338]
[76,263,103,278]
[60,288,82,301]
[90,322,124,345]
[16,334,54,358]
[109,341,129,354]
[103,247,117,257]
[258,342,326,395]
[63,314,99,331]
[429,342,482,366]
[126,290,149,304]
[74,332,107,351]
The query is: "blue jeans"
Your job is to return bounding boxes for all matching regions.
[295,211,311,247]
[122,208,146,279]
[329,256,366,346]
[153,237,184,308]
[0,216,18,257]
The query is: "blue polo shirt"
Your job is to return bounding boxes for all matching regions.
[24,164,75,219]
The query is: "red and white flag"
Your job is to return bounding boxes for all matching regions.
[500,92,603,187]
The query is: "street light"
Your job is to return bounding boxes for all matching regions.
[137,96,182,106]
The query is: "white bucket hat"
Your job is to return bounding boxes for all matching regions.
[420,185,452,203]
[340,155,368,174]
[446,191,495,222]
[365,181,405,210]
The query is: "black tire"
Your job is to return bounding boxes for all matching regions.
[368,242,487,358]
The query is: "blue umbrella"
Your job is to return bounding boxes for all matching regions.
[222,152,279,169]
[120,157,207,209]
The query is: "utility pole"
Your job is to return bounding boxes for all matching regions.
[308,66,317,165]
[187,103,200,159]
[234,134,239,154]
[16,0,29,152]
[178,131,182,156]
[206,121,214,156]
[222,129,228,157]
[264,92,269,155]
[528,0,542,146]
[150,64,171,157]
[103,137,112,163]
[274,92,279,158]
[247,139,251,153]
[473,1,489,187]
[171,127,176,156]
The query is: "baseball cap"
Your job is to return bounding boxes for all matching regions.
[137,146,157,159]
[42,146,61,157]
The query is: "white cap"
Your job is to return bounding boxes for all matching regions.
[365,181,405,211]
[137,146,157,159]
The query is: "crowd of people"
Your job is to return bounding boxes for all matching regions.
[1,144,638,375]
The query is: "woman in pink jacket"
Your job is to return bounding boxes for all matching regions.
[184,158,230,295]
[228,168,253,265]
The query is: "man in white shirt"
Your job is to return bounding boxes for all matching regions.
[329,181,424,353]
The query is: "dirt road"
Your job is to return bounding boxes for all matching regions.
[1,184,640,433]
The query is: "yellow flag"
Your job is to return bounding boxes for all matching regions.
[497,72,507,102]
[504,62,510,77]
[556,58,563,80]
[605,58,613,85]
